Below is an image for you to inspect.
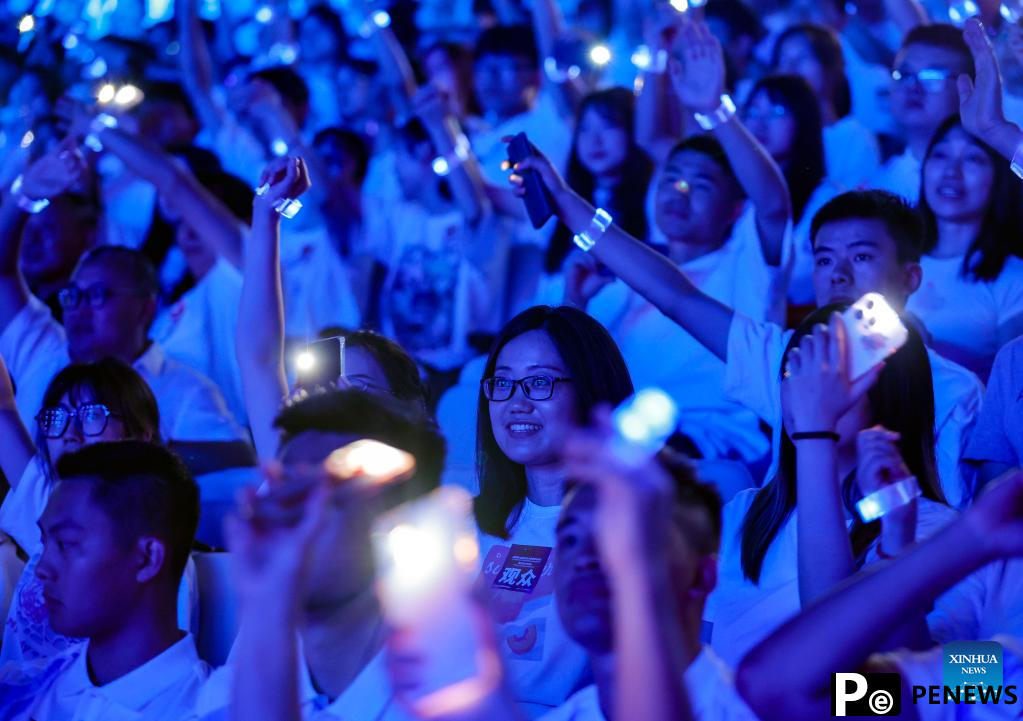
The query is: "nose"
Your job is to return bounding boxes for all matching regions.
[505,383,535,413]
[573,535,602,573]
[942,156,964,178]
[831,256,853,287]
[64,414,84,444]
[35,547,56,583]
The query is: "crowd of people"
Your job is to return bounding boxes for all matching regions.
[2,0,1023,718]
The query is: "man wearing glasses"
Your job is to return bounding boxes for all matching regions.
[0,144,245,450]
[874,24,976,200]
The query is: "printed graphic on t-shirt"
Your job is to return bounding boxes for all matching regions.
[385,231,462,354]
[478,543,555,663]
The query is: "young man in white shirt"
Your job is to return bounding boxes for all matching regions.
[545,454,757,721]
[736,470,1023,721]
[0,147,246,450]
[0,441,207,721]
[874,24,975,201]
[193,390,446,721]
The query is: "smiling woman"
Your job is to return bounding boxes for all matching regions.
[472,304,632,718]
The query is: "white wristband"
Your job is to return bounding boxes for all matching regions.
[856,476,922,523]
[1010,140,1023,180]
[432,134,471,176]
[254,182,304,219]
[573,208,613,252]
[693,94,736,131]
[83,113,118,152]
[10,175,50,214]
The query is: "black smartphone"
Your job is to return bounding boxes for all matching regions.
[295,336,345,390]
[507,132,555,229]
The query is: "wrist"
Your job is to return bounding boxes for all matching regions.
[10,175,50,214]
[994,123,1023,161]
[693,94,736,130]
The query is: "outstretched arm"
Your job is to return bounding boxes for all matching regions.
[669,19,791,267]
[958,17,1023,161]
[176,0,228,134]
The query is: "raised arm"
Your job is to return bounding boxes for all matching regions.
[176,0,227,134]
[958,17,1023,161]
[736,470,1023,721]
[0,139,86,334]
[512,150,734,359]
[0,353,33,492]
[883,0,930,35]
[237,157,309,462]
[414,86,491,225]
[636,7,685,164]
[669,19,791,267]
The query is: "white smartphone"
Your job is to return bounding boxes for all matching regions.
[840,293,908,380]
[372,487,497,717]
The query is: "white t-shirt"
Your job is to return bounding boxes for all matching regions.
[153,258,248,427]
[585,208,781,462]
[823,116,882,191]
[965,335,1023,467]
[0,634,208,721]
[907,255,1023,381]
[872,149,922,202]
[0,457,47,556]
[879,635,1023,720]
[0,296,245,443]
[538,646,757,721]
[722,312,984,507]
[194,645,413,721]
[477,499,591,719]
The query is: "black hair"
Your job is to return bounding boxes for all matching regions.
[705,0,766,43]
[773,23,852,119]
[548,88,653,273]
[661,449,723,556]
[55,441,198,583]
[317,327,430,412]
[195,170,255,225]
[739,304,943,583]
[302,5,349,63]
[475,306,634,537]
[810,190,924,264]
[902,24,975,79]
[748,75,826,223]
[666,135,743,197]
[144,81,197,122]
[75,246,159,298]
[273,388,445,502]
[313,127,371,185]
[919,115,1023,282]
[396,118,452,199]
[474,25,540,70]
[250,66,311,115]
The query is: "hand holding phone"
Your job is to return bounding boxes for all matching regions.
[507,133,555,229]
[840,293,908,381]
[294,335,345,391]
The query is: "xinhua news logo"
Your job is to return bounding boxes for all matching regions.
[832,673,901,716]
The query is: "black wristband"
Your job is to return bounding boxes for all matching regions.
[790,431,840,442]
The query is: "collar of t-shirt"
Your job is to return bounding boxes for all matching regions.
[49,634,202,712]
[298,646,395,720]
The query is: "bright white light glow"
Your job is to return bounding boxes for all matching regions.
[114,84,142,107]
[632,45,652,70]
[372,10,391,28]
[670,0,689,12]
[295,350,315,372]
[19,15,35,33]
[271,138,289,157]
[432,157,451,176]
[20,131,34,149]
[589,44,612,66]
[255,5,273,22]
[97,83,116,104]
[613,388,678,449]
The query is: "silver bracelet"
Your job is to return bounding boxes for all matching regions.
[83,113,118,152]
[693,94,736,131]
[856,476,922,523]
[573,208,613,252]
[432,133,471,176]
[9,175,49,214]
[1011,140,1023,180]
[254,182,304,219]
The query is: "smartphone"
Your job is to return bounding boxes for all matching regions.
[507,133,554,229]
[840,293,908,380]
[294,336,345,390]
[372,487,497,717]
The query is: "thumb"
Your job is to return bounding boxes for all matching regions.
[957,74,974,107]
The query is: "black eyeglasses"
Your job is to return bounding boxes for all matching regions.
[58,284,149,310]
[481,375,572,402]
[36,403,120,439]
[891,67,952,93]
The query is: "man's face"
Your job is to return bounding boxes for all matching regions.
[473,53,538,121]
[20,199,92,286]
[890,43,968,138]
[35,480,140,639]
[655,150,744,249]
[811,218,921,308]
[278,430,378,609]
[64,260,154,363]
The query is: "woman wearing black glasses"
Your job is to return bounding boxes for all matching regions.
[472,305,633,718]
[0,356,162,663]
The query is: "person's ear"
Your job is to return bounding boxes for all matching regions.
[688,553,718,599]
[902,261,923,298]
[139,295,158,329]
[135,536,168,583]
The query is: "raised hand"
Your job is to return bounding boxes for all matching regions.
[856,426,912,497]
[504,140,570,201]
[19,138,87,201]
[782,313,884,435]
[255,156,312,210]
[667,18,726,113]
[411,84,450,130]
[644,3,685,52]
[958,17,1021,158]
[563,251,614,308]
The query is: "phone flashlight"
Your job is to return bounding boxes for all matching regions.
[840,293,908,381]
[114,84,143,109]
[18,15,35,33]
[948,0,980,24]
[325,439,416,488]
[293,335,344,389]
[589,44,612,66]
[1003,1,1023,23]
[612,388,679,463]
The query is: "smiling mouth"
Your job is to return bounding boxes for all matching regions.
[507,422,543,434]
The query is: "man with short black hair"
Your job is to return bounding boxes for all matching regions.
[0,441,207,720]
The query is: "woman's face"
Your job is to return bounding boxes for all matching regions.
[339,345,393,396]
[743,90,797,162]
[923,126,995,225]
[488,329,578,470]
[43,387,131,465]
[776,36,828,101]
[575,106,630,180]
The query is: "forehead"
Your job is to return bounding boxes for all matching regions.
[663,150,730,183]
[40,480,108,531]
[72,258,128,285]
[815,217,896,251]
[279,430,360,465]
[931,125,985,150]
[475,53,531,69]
[345,346,388,381]
[494,329,566,370]
[896,43,968,71]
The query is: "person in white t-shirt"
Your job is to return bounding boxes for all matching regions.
[772,23,882,191]
[965,336,1023,485]
[192,389,446,721]
[874,24,975,201]
[736,469,1023,721]
[473,306,634,718]
[908,115,1023,380]
[0,441,207,721]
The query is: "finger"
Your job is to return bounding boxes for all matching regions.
[786,346,802,377]
[957,74,974,109]
[828,313,845,370]
[849,360,885,400]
